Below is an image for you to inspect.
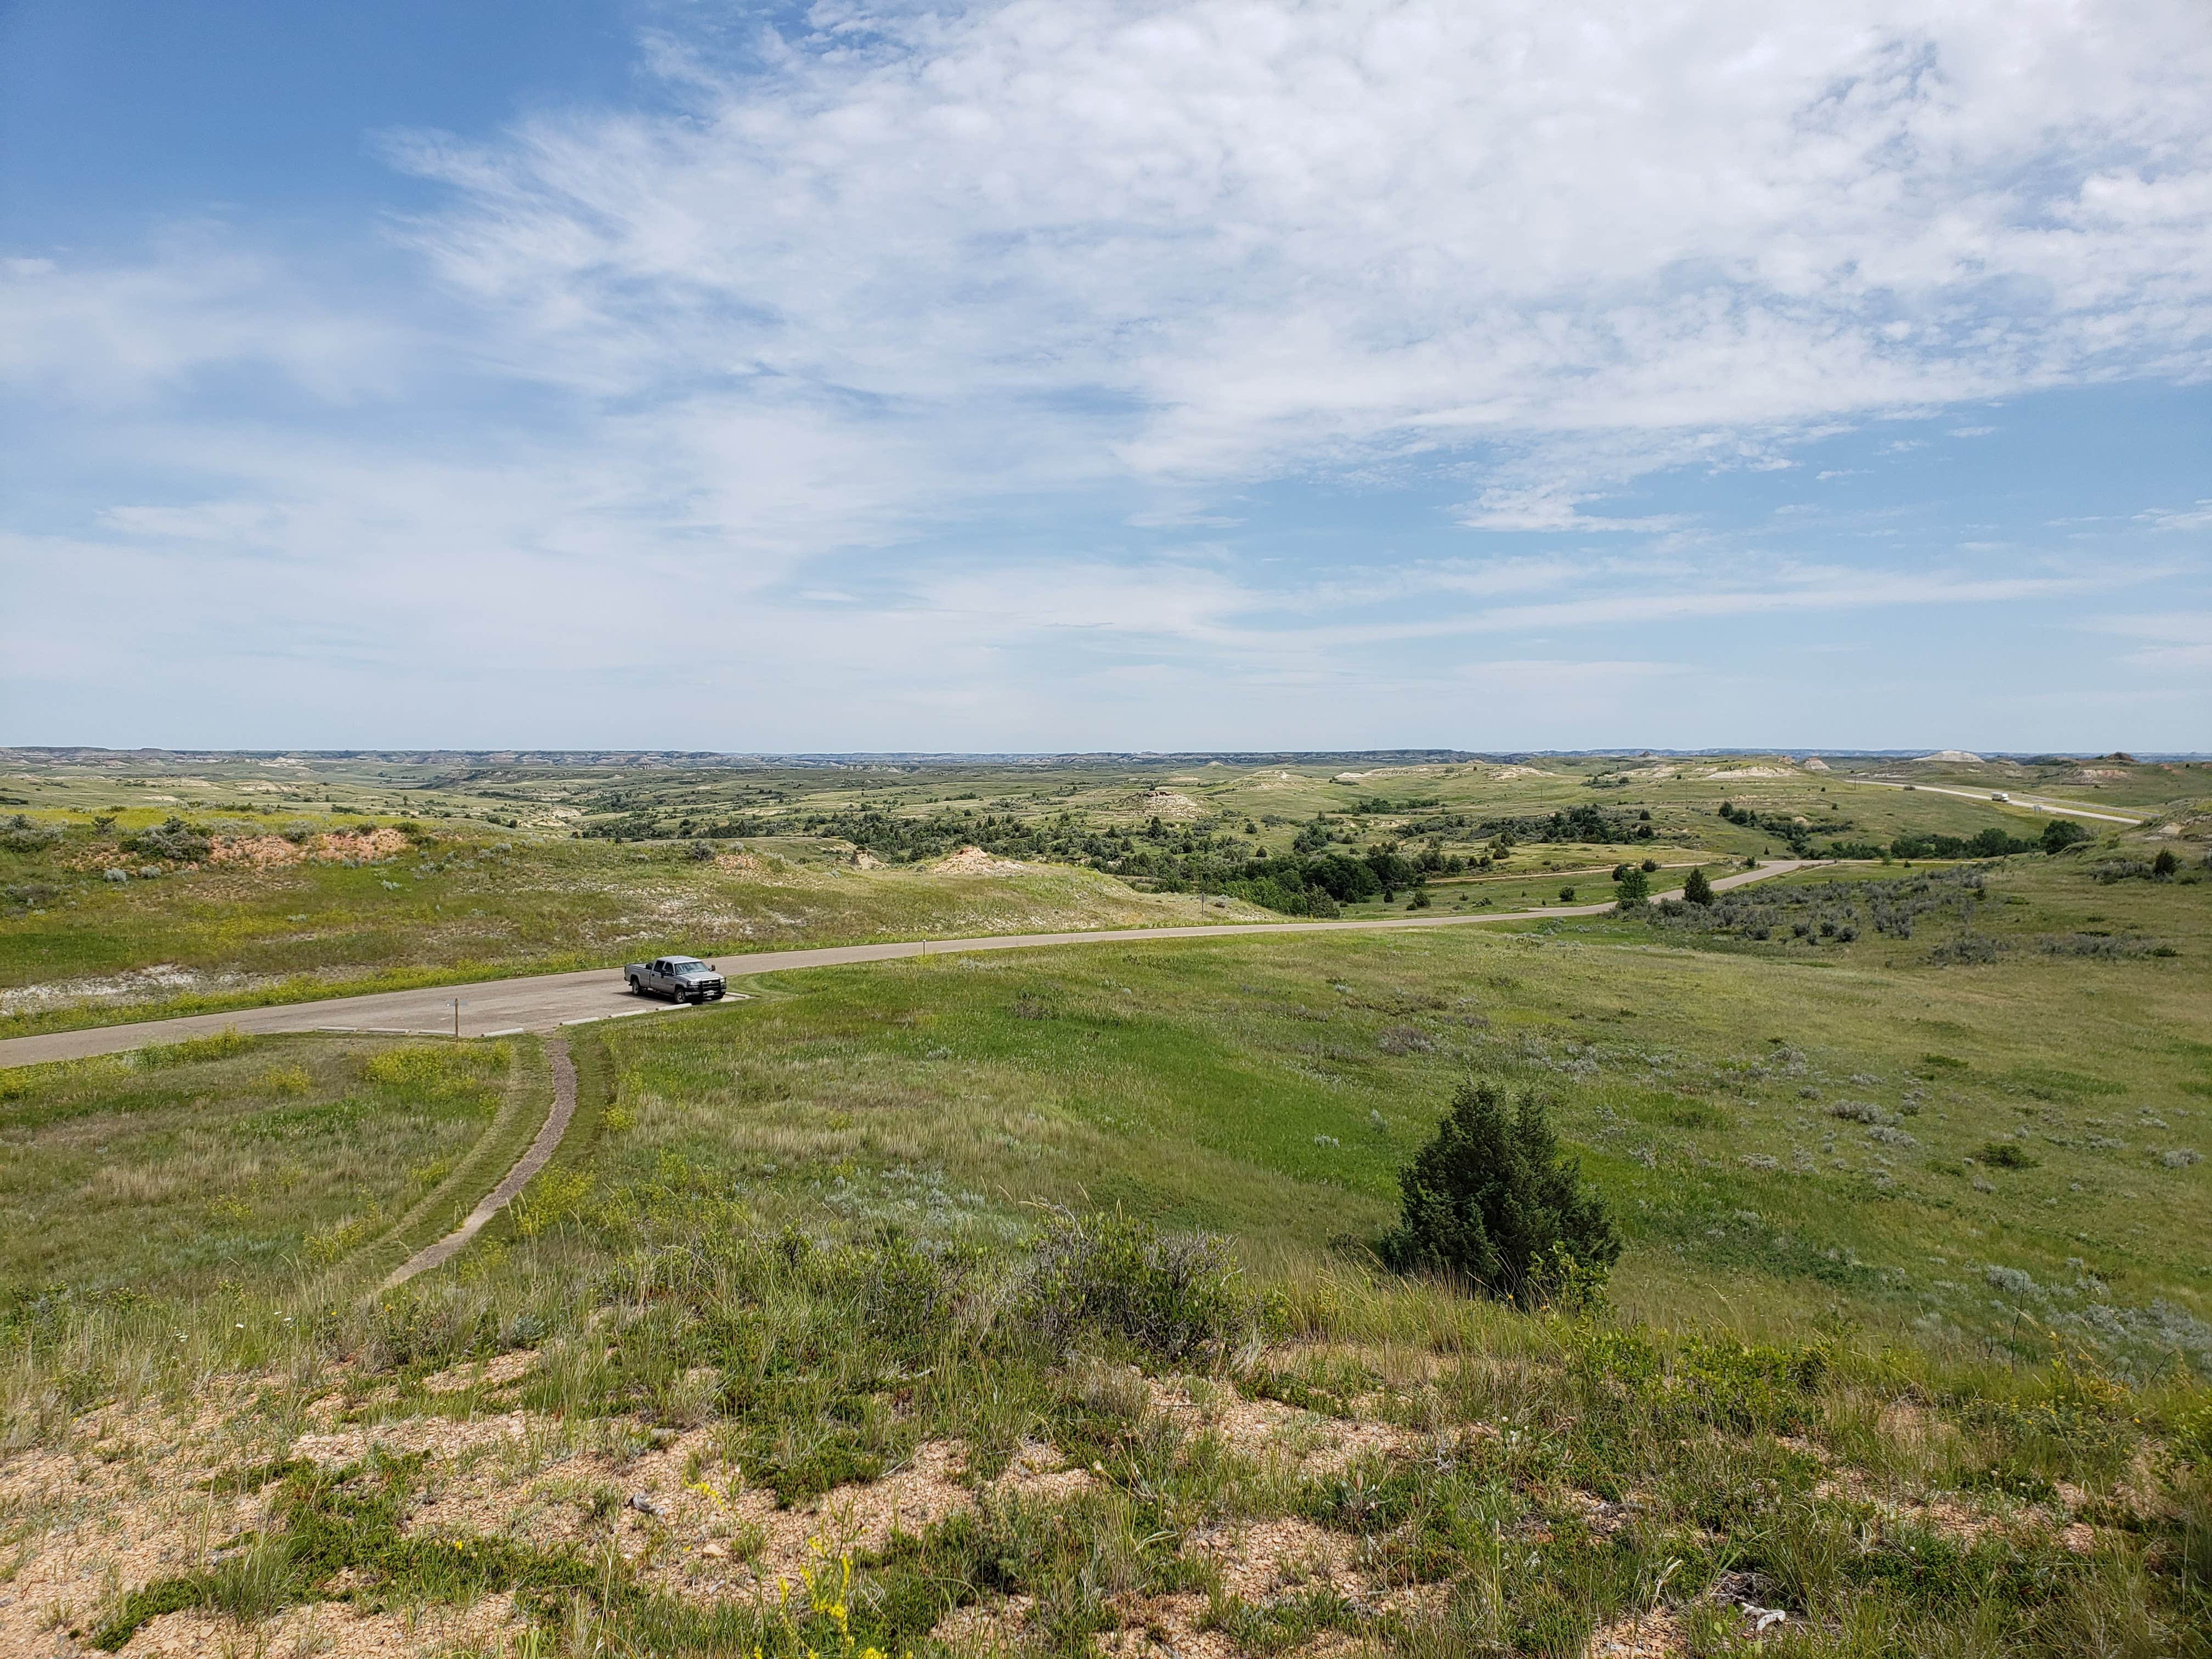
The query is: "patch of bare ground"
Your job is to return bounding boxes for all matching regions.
[419,1349,539,1396]
[289,1408,565,1472]
[988,1440,1095,1504]
[0,1387,301,1658]
[0,963,265,1017]
[943,1585,1234,1657]
[1145,1374,1434,1476]
[934,847,1031,876]
[1116,789,1205,823]
[943,1508,1429,1658]
[1092,1593,1229,1658]
[1587,1607,1686,1657]
[118,1593,518,1658]
[1190,1515,1360,1603]
[342,1420,986,1606]
[931,1592,1037,1655]
[1813,1465,2097,1554]
[205,828,408,870]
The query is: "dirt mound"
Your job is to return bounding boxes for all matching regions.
[1701,765,1797,781]
[207,827,408,868]
[935,845,1029,875]
[1128,789,1204,821]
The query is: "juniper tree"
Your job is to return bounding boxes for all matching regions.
[1378,1080,1621,1306]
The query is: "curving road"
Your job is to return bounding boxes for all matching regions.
[0,860,1826,1069]
[1841,777,2146,825]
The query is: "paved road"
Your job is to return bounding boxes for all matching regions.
[0,860,1825,1069]
[1842,777,2146,825]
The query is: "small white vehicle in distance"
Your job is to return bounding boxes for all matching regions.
[624,955,727,1003]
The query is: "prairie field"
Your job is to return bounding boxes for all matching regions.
[3,746,2203,1037]
[2,751,2209,1656]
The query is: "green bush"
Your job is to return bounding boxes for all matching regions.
[1683,866,1714,905]
[2041,820,2090,854]
[1014,1211,1244,1361]
[120,815,213,862]
[0,813,63,853]
[1377,1080,1621,1306]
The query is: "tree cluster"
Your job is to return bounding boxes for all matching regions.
[1888,821,2075,861]
[1716,800,1858,856]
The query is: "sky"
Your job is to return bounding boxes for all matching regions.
[3,0,2208,754]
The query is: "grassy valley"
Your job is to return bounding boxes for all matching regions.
[2,751,2209,1656]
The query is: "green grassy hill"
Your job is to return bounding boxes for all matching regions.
[3,843,2208,1656]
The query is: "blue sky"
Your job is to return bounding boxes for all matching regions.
[3,0,2208,752]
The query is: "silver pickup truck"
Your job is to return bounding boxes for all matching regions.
[624,955,727,1003]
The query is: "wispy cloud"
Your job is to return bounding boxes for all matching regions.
[2086,611,2212,671]
[2137,501,2212,532]
[4,0,2211,745]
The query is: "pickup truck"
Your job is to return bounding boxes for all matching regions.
[625,955,727,1003]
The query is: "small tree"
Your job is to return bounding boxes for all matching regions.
[2040,820,2090,855]
[2153,848,2179,878]
[1683,866,1714,905]
[1378,1081,1621,1306]
[1614,866,1650,907]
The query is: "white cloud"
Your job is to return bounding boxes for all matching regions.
[2138,501,2212,532]
[18,1,2212,515]
[0,237,415,408]
[6,0,2212,744]
[2086,611,2212,672]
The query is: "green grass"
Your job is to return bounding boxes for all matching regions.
[26,1214,2208,1658]
[527,851,2207,1369]
[4,755,2210,1654]
[0,834,1271,1037]
[0,1035,516,1304]
[4,750,2202,1039]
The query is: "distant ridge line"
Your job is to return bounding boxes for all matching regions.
[4,746,2206,766]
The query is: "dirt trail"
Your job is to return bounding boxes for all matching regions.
[382,1037,577,1289]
